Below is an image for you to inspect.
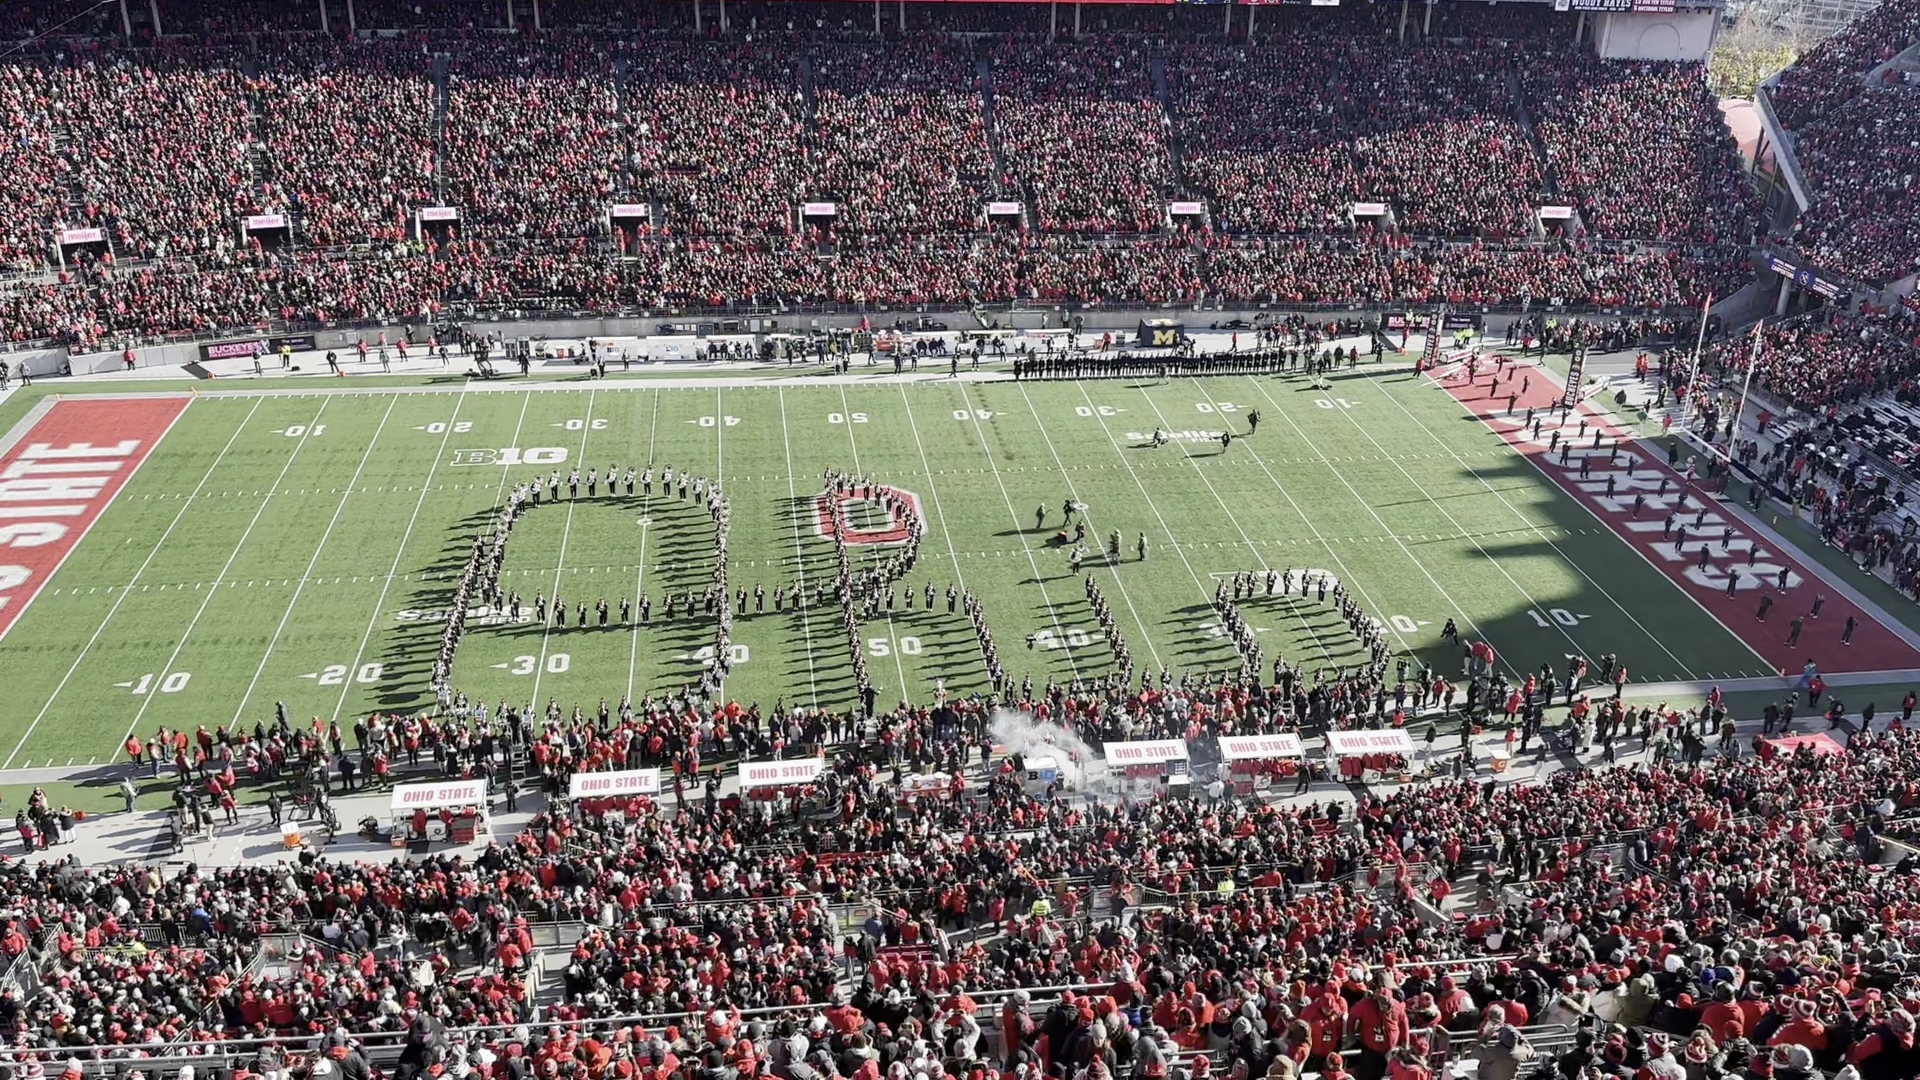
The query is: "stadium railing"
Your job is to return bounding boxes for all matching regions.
[5,977,1558,1078]
[1752,78,1811,217]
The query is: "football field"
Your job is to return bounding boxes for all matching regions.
[0,362,1880,769]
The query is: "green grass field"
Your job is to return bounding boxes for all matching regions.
[0,366,1795,769]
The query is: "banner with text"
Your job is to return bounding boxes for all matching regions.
[1325,729,1414,756]
[739,757,826,791]
[1219,734,1307,761]
[569,769,661,798]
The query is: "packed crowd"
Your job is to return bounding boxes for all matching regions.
[443,39,625,242]
[627,38,808,238]
[988,39,1174,234]
[22,48,260,264]
[0,232,1750,349]
[1345,49,1546,239]
[1167,41,1352,236]
[0,20,1768,345]
[253,39,438,248]
[1518,55,1761,246]
[807,41,995,236]
[16,675,1920,1080]
[1702,308,1920,412]
[1767,0,1920,284]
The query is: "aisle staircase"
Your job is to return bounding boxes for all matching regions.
[975,53,1029,230]
[430,55,452,206]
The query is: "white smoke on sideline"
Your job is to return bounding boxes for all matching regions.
[988,709,1110,794]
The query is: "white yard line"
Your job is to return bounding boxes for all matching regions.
[775,388,821,707]
[487,391,537,515]
[3,398,262,770]
[226,397,399,727]
[956,385,1082,679]
[716,387,728,700]
[1062,381,1289,667]
[1202,377,1423,660]
[327,382,473,722]
[1011,382,1163,672]
[529,389,598,705]
[1358,371,1701,678]
[1127,384,1338,663]
[836,385,912,698]
[626,389,662,704]
[895,385,986,684]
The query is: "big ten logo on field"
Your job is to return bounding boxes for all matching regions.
[813,485,924,546]
[449,447,568,468]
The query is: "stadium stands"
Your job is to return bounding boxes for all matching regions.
[253,39,438,247]
[1517,55,1761,245]
[10,694,1920,1080]
[807,40,995,236]
[626,39,808,238]
[1345,49,1547,239]
[44,49,256,263]
[0,10,1759,346]
[987,39,1174,234]
[1766,0,1920,284]
[1167,41,1353,236]
[443,38,625,241]
[1705,308,1920,412]
[8,10,1920,1080]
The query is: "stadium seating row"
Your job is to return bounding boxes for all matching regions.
[0,237,1748,347]
[0,33,1756,268]
[1766,0,1920,285]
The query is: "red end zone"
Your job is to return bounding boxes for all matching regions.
[0,396,189,640]
[1437,359,1920,676]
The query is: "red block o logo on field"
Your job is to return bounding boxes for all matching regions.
[815,485,923,545]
